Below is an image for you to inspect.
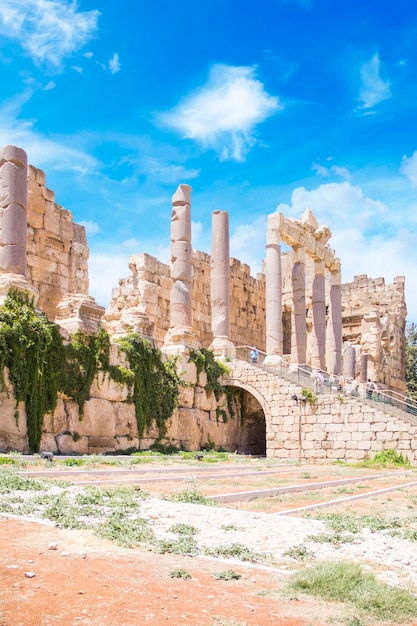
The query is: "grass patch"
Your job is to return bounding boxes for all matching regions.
[283,545,315,560]
[168,523,199,536]
[163,486,217,506]
[153,536,199,555]
[213,570,242,580]
[310,511,403,534]
[204,542,267,563]
[95,512,155,547]
[169,568,191,579]
[289,560,417,622]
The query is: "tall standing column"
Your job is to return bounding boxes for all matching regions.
[0,145,37,303]
[328,265,342,375]
[163,184,198,352]
[291,246,307,365]
[311,258,326,370]
[0,145,28,276]
[264,213,283,365]
[210,210,234,357]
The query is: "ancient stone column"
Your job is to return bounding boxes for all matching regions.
[209,210,234,357]
[0,145,38,303]
[264,212,283,365]
[360,353,368,383]
[311,258,326,370]
[291,246,307,365]
[328,266,342,375]
[343,343,356,379]
[0,145,28,276]
[163,184,198,352]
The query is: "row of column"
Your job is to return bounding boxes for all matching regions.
[165,185,342,375]
[265,215,342,374]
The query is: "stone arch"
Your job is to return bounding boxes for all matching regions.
[223,375,271,456]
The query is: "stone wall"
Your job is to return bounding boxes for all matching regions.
[224,361,417,464]
[105,250,405,390]
[1,357,415,464]
[26,165,90,321]
[104,251,267,351]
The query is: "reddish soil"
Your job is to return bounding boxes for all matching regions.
[0,518,337,626]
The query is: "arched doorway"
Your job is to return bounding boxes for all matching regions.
[226,386,266,456]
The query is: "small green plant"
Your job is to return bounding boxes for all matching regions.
[301,388,318,404]
[0,457,17,465]
[63,457,85,466]
[204,543,267,563]
[153,536,199,555]
[168,523,199,536]
[213,570,242,580]
[164,486,217,506]
[169,568,191,579]
[221,524,239,531]
[283,544,315,560]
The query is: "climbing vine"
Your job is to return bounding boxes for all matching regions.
[0,290,65,453]
[117,333,181,438]
[62,327,111,416]
[0,294,182,452]
[189,348,230,401]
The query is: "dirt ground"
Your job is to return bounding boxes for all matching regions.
[2,461,417,625]
[0,516,416,626]
[0,517,341,626]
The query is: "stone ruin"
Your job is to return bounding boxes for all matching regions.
[0,145,409,457]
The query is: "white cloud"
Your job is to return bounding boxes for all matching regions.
[277,181,387,230]
[160,64,281,161]
[0,0,99,67]
[357,53,391,109]
[79,220,100,236]
[141,157,200,183]
[0,94,98,173]
[312,162,352,180]
[400,151,417,187]
[109,52,121,74]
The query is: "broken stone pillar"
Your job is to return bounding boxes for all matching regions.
[311,258,326,371]
[360,353,368,383]
[209,210,234,357]
[0,145,38,302]
[163,184,198,352]
[291,246,307,365]
[264,212,283,366]
[328,266,342,375]
[343,343,356,379]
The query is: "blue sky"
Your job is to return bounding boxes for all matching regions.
[1,0,417,320]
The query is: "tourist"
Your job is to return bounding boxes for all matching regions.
[315,370,325,393]
[366,379,376,400]
[250,347,258,364]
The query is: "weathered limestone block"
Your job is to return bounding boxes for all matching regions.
[56,433,88,455]
[114,403,137,437]
[78,398,116,437]
[90,373,131,402]
[194,386,217,411]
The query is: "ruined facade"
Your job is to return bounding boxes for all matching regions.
[0,145,410,459]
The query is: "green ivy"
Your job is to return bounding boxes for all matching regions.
[189,348,230,401]
[62,327,111,417]
[0,294,184,452]
[0,290,65,453]
[117,334,181,438]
